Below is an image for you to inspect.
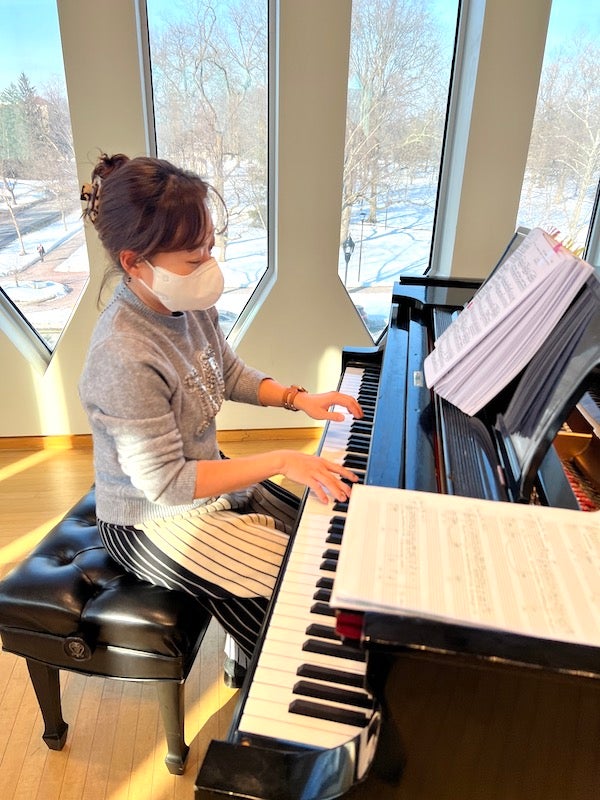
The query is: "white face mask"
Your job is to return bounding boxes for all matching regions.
[143,256,224,312]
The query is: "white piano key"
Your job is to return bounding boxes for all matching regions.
[248,663,370,695]
[246,681,373,719]
[257,636,366,676]
[239,708,362,750]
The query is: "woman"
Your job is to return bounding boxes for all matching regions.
[78,153,362,685]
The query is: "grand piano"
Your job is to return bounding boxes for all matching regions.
[196,258,600,799]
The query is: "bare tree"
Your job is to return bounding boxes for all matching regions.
[149,0,268,261]
[522,37,600,245]
[340,0,447,240]
[0,177,27,255]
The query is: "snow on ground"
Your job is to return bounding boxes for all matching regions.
[2,177,587,341]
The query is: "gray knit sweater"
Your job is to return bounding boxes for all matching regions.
[79,281,268,525]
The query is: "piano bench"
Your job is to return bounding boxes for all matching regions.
[0,488,213,775]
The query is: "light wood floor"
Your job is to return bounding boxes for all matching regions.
[1,437,600,800]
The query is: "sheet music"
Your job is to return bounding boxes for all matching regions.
[331,484,600,647]
[423,228,594,415]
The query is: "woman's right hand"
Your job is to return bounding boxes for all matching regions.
[276,450,359,504]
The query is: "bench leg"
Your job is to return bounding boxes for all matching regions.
[156,680,189,775]
[26,659,69,750]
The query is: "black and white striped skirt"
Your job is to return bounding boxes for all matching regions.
[98,480,300,658]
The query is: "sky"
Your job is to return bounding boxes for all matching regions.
[0,0,599,92]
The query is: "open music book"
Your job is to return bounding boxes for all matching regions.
[423,227,595,416]
[331,484,600,650]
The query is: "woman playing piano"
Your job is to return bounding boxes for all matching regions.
[78,153,362,686]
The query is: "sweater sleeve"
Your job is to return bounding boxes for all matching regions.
[207,308,269,404]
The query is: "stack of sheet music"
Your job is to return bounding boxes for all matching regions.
[424,227,595,416]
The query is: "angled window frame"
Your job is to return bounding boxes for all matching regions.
[0,288,51,371]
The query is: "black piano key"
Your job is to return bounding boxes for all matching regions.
[305,623,340,640]
[293,680,373,710]
[332,500,349,513]
[348,429,372,440]
[327,518,345,540]
[296,663,364,688]
[349,430,371,442]
[349,425,372,437]
[303,638,366,662]
[320,558,338,571]
[310,602,336,617]
[350,421,372,431]
[344,455,367,469]
[347,440,370,454]
[313,588,331,602]
[322,548,339,561]
[349,434,372,444]
[316,577,334,590]
[326,530,343,545]
[288,699,369,729]
[357,411,375,422]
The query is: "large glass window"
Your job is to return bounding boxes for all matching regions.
[0,0,89,353]
[146,0,269,336]
[517,0,600,257]
[338,0,460,340]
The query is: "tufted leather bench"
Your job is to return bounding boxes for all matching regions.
[0,488,213,775]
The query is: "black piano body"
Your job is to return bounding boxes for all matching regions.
[196,272,600,800]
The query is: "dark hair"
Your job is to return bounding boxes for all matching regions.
[82,153,226,302]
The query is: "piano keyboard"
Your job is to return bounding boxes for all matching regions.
[236,364,381,777]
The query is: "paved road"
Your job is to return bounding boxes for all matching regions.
[0,202,63,250]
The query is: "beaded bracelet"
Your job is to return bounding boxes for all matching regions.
[283,385,307,411]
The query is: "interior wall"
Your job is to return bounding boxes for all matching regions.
[449,0,552,278]
[0,0,550,437]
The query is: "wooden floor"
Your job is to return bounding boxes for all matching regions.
[1,437,600,799]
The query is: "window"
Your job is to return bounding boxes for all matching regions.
[338,0,460,340]
[517,0,600,257]
[146,0,269,336]
[0,0,89,356]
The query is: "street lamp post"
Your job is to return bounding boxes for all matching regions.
[357,210,366,283]
[342,235,355,285]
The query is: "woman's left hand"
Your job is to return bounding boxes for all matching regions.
[294,391,363,422]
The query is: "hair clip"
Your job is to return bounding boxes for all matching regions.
[80,177,102,222]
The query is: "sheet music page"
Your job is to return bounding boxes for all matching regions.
[332,484,600,647]
[423,228,591,389]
